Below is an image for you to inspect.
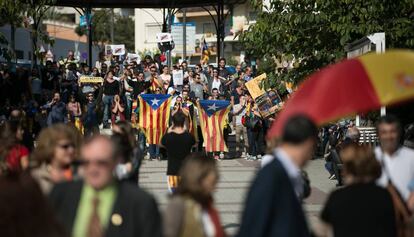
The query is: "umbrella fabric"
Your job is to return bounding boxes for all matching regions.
[268,50,414,138]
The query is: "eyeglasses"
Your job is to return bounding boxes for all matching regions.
[57,143,75,150]
[81,159,111,168]
[213,71,218,73]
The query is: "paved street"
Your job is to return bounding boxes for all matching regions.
[139,157,336,236]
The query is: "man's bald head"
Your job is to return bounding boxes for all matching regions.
[81,135,117,190]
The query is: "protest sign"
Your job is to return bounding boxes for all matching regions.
[127,53,141,63]
[245,73,266,99]
[173,70,184,86]
[245,73,283,118]
[105,44,126,56]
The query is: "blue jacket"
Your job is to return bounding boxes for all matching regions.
[237,158,310,237]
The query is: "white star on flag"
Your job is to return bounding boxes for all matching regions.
[207,103,218,111]
[151,98,160,106]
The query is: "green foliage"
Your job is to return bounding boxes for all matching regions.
[226,56,239,66]
[114,16,135,51]
[241,0,414,88]
[75,10,135,52]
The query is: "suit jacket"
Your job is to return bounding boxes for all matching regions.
[237,158,310,237]
[49,180,162,237]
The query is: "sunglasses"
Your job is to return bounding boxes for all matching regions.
[57,143,75,150]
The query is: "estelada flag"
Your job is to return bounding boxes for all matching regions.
[138,94,172,144]
[197,100,231,152]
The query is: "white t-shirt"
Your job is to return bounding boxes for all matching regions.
[233,104,246,126]
[212,79,221,92]
[376,146,414,200]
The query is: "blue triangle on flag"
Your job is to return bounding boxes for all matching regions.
[140,94,171,110]
[199,100,230,117]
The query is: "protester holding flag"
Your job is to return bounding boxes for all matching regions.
[138,93,172,160]
[197,99,231,160]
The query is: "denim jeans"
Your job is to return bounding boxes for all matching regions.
[148,144,159,159]
[247,128,256,156]
[102,95,114,126]
[138,131,147,154]
[125,96,133,121]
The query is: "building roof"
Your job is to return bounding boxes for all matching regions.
[53,0,245,8]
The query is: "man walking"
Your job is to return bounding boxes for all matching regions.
[49,135,162,237]
[237,115,318,237]
[375,115,414,201]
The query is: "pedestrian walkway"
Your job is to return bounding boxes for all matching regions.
[139,157,336,236]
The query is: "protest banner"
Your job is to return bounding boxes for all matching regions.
[79,76,104,84]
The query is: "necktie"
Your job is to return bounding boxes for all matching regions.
[87,196,103,237]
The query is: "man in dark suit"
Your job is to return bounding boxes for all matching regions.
[237,115,318,237]
[49,135,162,237]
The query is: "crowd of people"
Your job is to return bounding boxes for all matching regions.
[0,50,273,161]
[2,49,414,237]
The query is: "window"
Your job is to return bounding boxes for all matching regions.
[145,23,162,43]
[202,22,215,35]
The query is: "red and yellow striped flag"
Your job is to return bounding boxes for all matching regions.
[197,100,231,152]
[138,94,172,144]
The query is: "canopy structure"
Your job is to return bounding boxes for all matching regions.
[54,0,244,8]
[50,0,246,67]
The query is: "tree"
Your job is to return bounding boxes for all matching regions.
[0,0,25,62]
[25,0,56,67]
[241,0,414,87]
[75,10,135,52]
[114,16,135,51]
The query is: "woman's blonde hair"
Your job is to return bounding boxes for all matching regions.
[177,153,218,206]
[31,124,81,166]
[340,144,382,183]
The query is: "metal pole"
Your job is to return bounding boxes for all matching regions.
[183,9,187,61]
[216,0,221,63]
[220,2,225,57]
[167,8,172,69]
[87,6,93,68]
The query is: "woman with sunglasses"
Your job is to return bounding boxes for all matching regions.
[31,124,81,194]
[207,69,224,95]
